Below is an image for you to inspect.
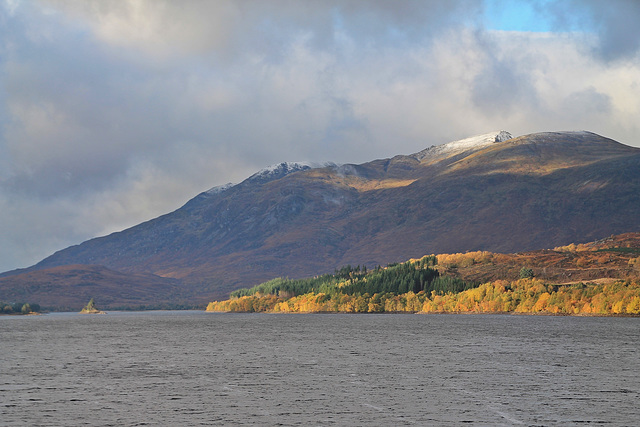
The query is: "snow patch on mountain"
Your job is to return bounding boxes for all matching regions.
[205,182,234,195]
[245,161,342,183]
[415,131,513,161]
[494,130,513,142]
[248,162,313,181]
[237,161,326,186]
[184,162,317,208]
[181,182,236,210]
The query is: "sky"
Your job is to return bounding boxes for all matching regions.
[1,0,640,272]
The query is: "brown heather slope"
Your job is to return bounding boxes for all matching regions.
[0,265,188,310]
[437,232,640,285]
[1,130,639,308]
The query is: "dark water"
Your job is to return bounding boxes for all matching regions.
[1,312,639,426]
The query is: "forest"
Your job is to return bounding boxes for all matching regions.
[208,243,640,315]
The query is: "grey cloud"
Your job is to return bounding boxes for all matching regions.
[471,58,537,115]
[469,33,540,116]
[543,0,640,62]
[2,6,188,198]
[43,0,483,61]
[319,95,370,153]
[586,0,640,62]
[563,87,612,116]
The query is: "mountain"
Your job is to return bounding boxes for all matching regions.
[1,130,639,308]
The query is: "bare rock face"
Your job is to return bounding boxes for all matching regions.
[2,131,640,308]
[495,130,512,142]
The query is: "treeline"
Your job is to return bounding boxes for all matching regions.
[209,290,436,313]
[0,301,41,315]
[207,278,640,315]
[229,256,473,299]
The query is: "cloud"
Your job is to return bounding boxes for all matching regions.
[41,0,481,61]
[1,0,640,271]
[543,0,640,62]
[563,87,612,116]
[470,32,540,116]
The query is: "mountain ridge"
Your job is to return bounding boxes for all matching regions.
[2,130,639,307]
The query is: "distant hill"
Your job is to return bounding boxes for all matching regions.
[0,265,187,311]
[1,130,639,308]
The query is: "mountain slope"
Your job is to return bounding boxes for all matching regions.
[3,130,640,306]
[0,265,186,310]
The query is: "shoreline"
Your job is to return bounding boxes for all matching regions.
[205,309,640,318]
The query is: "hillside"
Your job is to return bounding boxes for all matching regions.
[436,232,640,283]
[0,265,188,311]
[207,232,640,315]
[1,130,639,308]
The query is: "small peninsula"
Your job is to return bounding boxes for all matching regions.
[0,301,41,315]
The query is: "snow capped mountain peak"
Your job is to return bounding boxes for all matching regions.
[255,161,311,175]
[245,162,313,183]
[415,130,513,161]
[250,161,312,178]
